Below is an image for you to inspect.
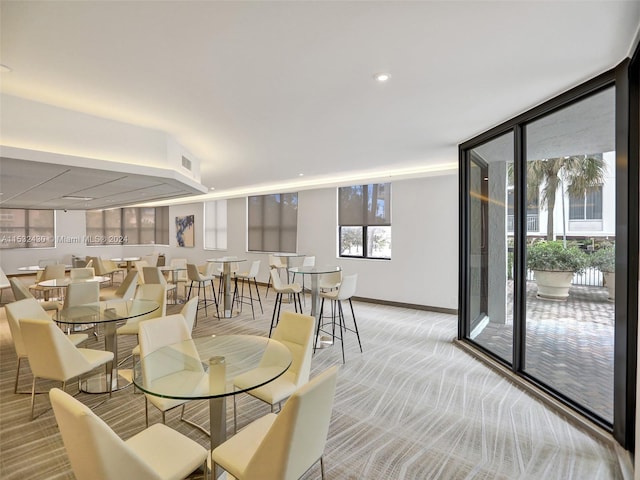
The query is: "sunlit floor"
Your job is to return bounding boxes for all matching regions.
[474,282,614,423]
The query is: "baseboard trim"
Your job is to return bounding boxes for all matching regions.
[351,296,458,315]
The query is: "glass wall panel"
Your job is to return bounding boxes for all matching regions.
[524,86,615,423]
[467,132,514,364]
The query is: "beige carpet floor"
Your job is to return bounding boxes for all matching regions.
[0,282,623,479]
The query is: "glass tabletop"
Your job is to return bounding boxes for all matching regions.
[133,335,292,400]
[38,276,110,287]
[206,257,247,264]
[57,299,159,325]
[289,265,342,275]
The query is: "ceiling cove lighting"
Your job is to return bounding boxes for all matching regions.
[62,195,94,201]
[374,72,391,82]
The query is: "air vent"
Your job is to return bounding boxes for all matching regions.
[181,156,192,171]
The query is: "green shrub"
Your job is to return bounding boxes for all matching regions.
[527,240,588,273]
[590,242,615,273]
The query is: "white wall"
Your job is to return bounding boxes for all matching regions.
[1,174,459,310]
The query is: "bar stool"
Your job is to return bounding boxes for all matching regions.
[232,260,263,320]
[268,268,302,337]
[315,273,362,363]
[186,264,219,319]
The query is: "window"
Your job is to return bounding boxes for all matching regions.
[86,207,168,245]
[0,209,55,248]
[338,183,391,259]
[204,200,227,250]
[247,193,297,252]
[569,185,603,220]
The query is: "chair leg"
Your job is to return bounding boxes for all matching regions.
[253,277,263,314]
[145,397,149,428]
[314,298,325,353]
[30,377,37,421]
[320,457,325,480]
[349,298,363,353]
[338,300,346,364]
[14,357,22,394]
[269,293,281,337]
[233,394,238,434]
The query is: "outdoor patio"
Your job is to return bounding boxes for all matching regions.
[473,281,614,423]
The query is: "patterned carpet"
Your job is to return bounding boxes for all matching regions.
[0,282,623,479]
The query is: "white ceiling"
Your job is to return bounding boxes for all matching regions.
[0,1,638,207]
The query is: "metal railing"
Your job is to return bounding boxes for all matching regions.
[526,266,603,287]
[507,214,539,232]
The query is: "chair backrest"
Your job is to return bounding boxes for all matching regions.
[38,258,58,267]
[267,311,315,387]
[70,267,95,281]
[247,260,261,278]
[139,314,199,384]
[0,266,10,289]
[142,266,166,285]
[337,274,357,300]
[270,268,285,291]
[186,263,203,282]
[10,278,34,301]
[134,284,167,318]
[5,298,51,357]
[134,260,149,284]
[180,296,198,333]
[243,366,339,479]
[49,388,160,480]
[170,258,188,281]
[20,318,93,382]
[302,256,316,267]
[142,253,159,267]
[319,271,342,291]
[63,282,100,309]
[42,264,66,281]
[269,254,285,269]
[87,257,106,276]
[114,271,139,300]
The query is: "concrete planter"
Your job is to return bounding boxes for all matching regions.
[533,270,574,301]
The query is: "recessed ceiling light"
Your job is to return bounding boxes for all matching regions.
[210,187,216,191]
[374,72,391,82]
[0,64,12,73]
[298,173,304,177]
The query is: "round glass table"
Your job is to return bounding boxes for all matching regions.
[133,334,292,461]
[57,299,159,392]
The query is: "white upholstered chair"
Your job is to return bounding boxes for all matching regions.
[268,268,302,337]
[134,260,150,284]
[10,277,61,314]
[138,314,197,428]
[211,365,339,480]
[20,318,113,420]
[99,270,138,301]
[50,387,208,480]
[6,298,88,394]
[186,263,219,318]
[69,267,95,281]
[265,254,288,297]
[180,295,199,331]
[117,284,167,370]
[317,273,363,363]
[29,263,66,300]
[143,266,177,303]
[233,311,315,432]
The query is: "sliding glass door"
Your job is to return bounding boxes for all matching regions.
[459,61,637,449]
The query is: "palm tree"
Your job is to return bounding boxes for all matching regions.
[527,155,606,240]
